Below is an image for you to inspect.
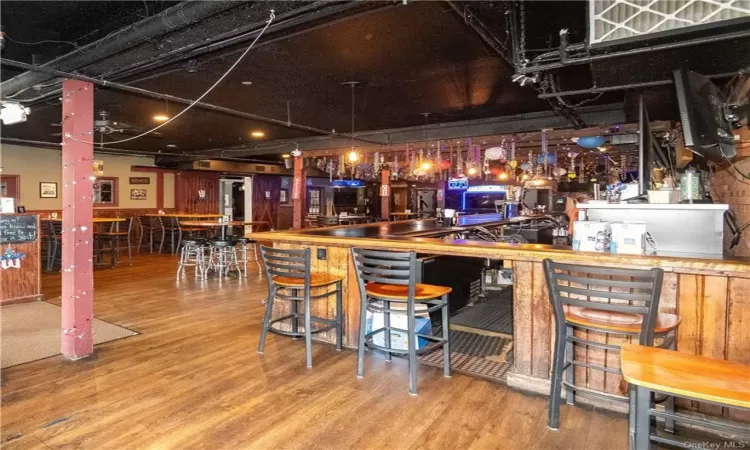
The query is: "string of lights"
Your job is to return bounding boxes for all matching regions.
[63,10,276,147]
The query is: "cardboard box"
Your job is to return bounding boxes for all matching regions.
[572,221,611,252]
[610,222,648,255]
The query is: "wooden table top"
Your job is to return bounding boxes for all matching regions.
[620,344,750,409]
[42,218,126,223]
[144,214,223,218]
[391,212,420,216]
[180,221,246,227]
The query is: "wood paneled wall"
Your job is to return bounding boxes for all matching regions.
[252,175,281,230]
[175,172,220,214]
[512,261,750,419]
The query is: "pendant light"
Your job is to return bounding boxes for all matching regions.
[342,81,360,178]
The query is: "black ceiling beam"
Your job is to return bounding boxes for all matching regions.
[516,28,750,75]
[446,0,584,129]
[0,58,387,147]
[17,1,393,106]
[1,1,249,96]
[196,103,625,157]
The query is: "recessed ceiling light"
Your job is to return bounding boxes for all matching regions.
[281,154,290,159]
[250,130,265,138]
[241,81,253,85]
[166,144,177,148]
[153,114,169,122]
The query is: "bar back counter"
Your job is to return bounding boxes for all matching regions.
[253,216,750,416]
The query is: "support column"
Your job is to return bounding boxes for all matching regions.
[60,79,94,359]
[380,169,391,220]
[292,155,306,229]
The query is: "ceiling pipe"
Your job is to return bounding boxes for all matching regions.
[1,1,249,96]
[18,2,393,106]
[515,28,750,75]
[0,58,388,147]
[444,1,513,68]
[537,71,740,98]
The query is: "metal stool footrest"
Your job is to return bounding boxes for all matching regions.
[560,380,629,402]
[363,327,448,356]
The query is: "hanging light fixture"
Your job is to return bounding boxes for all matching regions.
[342,81,360,176]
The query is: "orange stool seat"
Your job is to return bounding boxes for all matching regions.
[272,273,343,287]
[366,282,452,300]
[564,306,681,334]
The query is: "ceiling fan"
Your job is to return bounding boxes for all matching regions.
[50,110,164,143]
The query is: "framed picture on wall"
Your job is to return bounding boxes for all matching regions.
[39,182,58,198]
[130,188,147,200]
[280,189,288,204]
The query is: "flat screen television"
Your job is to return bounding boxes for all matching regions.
[673,69,735,161]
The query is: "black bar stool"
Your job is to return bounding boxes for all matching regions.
[206,239,239,279]
[257,246,343,368]
[352,248,452,395]
[543,259,681,432]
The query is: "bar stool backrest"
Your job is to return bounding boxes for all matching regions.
[351,248,417,301]
[149,216,164,230]
[543,259,664,345]
[260,246,311,290]
[50,220,63,238]
[164,217,179,230]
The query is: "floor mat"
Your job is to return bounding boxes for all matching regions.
[449,288,513,335]
[1,301,138,369]
[420,328,513,382]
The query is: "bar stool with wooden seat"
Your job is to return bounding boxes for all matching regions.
[352,248,452,395]
[544,259,681,431]
[622,344,750,450]
[257,246,343,368]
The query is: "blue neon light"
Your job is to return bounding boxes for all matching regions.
[448,178,469,190]
[331,179,364,188]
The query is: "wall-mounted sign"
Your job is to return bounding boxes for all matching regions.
[379,184,390,197]
[130,189,147,200]
[0,215,37,244]
[129,177,150,185]
[93,160,104,176]
[466,185,507,193]
[447,177,469,190]
[436,189,444,201]
[292,178,301,200]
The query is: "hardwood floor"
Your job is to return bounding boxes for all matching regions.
[1,254,628,449]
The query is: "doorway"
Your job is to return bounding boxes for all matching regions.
[219,177,246,220]
[0,175,20,204]
[416,189,436,215]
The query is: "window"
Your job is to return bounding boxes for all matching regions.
[93,177,118,206]
[307,188,321,215]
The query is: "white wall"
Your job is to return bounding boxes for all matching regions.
[0,144,159,210]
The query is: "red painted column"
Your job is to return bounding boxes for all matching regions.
[291,155,306,229]
[60,79,94,359]
[380,169,391,220]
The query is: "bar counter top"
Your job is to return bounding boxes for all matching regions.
[254,216,750,411]
[253,215,750,276]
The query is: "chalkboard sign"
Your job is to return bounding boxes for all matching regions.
[0,215,38,244]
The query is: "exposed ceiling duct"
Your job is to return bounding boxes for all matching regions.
[1,1,249,96]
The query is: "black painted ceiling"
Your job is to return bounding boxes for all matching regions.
[1,1,748,160]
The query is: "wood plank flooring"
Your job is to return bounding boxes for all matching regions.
[1,254,628,449]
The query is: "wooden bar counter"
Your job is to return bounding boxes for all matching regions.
[253,217,750,416]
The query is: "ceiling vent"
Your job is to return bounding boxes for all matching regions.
[589,0,750,46]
